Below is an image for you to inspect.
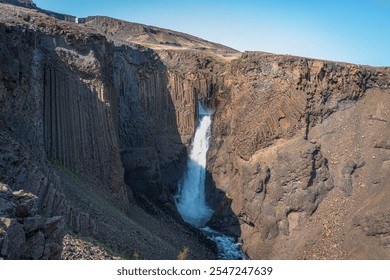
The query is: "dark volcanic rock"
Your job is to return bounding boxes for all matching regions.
[340,160,357,196]
[1,1,390,261]
[354,212,390,237]
[0,0,36,9]
[374,140,390,150]
[0,0,76,22]
[85,15,390,260]
[0,183,65,259]
[0,4,216,260]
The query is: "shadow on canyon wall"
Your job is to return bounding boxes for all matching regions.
[0,16,239,258]
[205,169,241,238]
[117,50,241,237]
[115,54,187,215]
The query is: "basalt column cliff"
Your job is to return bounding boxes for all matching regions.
[0,2,214,260]
[84,16,390,260]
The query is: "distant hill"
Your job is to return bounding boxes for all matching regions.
[80,16,240,57]
[0,0,36,9]
[0,0,75,22]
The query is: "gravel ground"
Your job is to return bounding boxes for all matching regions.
[61,234,123,260]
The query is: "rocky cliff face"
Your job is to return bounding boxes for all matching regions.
[83,15,390,259]
[207,53,390,259]
[81,16,238,56]
[82,16,237,149]
[0,0,36,9]
[0,0,76,22]
[2,1,390,260]
[0,183,65,259]
[0,3,216,259]
[0,5,127,258]
[0,9,129,211]
[112,46,186,202]
[82,16,233,200]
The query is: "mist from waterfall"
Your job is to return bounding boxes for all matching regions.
[175,104,214,227]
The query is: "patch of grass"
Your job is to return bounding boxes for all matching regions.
[48,157,85,186]
[359,93,367,104]
[131,250,141,260]
[274,204,285,219]
[177,246,189,260]
[258,238,263,250]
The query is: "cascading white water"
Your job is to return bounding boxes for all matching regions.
[175,103,245,259]
[175,106,214,227]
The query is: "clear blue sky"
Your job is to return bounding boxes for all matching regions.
[33,0,390,66]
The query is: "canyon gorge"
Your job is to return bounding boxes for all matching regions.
[1,0,390,260]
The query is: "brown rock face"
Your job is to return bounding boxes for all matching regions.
[86,16,390,259]
[1,2,390,260]
[208,53,390,259]
[81,16,239,57]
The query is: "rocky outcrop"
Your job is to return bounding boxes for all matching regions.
[0,4,216,259]
[2,0,390,261]
[61,234,122,260]
[0,183,65,259]
[158,50,227,142]
[81,16,238,57]
[0,12,129,211]
[211,53,382,161]
[207,52,390,259]
[0,112,97,238]
[86,14,390,259]
[0,0,76,22]
[112,46,185,202]
[0,0,36,9]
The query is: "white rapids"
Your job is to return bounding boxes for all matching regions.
[201,227,246,260]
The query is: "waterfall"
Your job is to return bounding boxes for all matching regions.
[175,103,246,260]
[175,104,214,227]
